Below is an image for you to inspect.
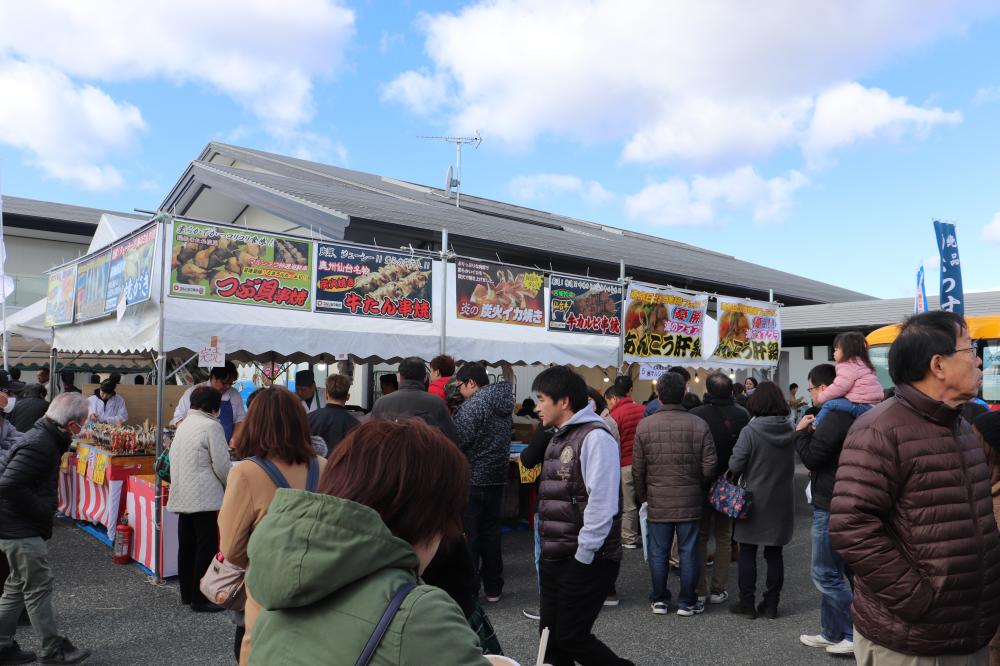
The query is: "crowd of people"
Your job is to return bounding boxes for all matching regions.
[0,310,999,664]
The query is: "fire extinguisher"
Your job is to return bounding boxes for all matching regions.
[112,517,132,565]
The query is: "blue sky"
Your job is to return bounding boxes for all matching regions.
[2,1,1000,300]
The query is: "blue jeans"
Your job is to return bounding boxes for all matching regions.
[647,520,700,607]
[814,399,872,428]
[811,509,853,642]
[534,513,541,591]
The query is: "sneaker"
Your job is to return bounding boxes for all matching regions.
[622,543,640,549]
[650,601,669,615]
[709,590,729,604]
[0,641,37,665]
[826,640,855,656]
[521,608,540,620]
[39,638,90,665]
[800,634,836,649]
[484,593,502,603]
[697,595,707,604]
[676,601,705,616]
[706,557,715,567]
[604,593,620,607]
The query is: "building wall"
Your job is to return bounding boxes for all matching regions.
[2,234,89,308]
[780,345,836,393]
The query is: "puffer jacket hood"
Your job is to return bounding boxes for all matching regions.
[247,489,419,610]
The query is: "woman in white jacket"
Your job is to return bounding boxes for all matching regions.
[87,380,128,424]
[167,386,232,612]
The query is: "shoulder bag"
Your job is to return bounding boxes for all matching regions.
[355,582,417,666]
[708,471,753,520]
[200,456,320,610]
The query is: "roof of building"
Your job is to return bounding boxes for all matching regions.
[3,196,143,227]
[161,142,873,305]
[782,290,1000,334]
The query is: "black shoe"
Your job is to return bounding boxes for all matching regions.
[39,638,90,665]
[756,602,778,619]
[191,601,226,613]
[16,609,29,626]
[0,641,36,665]
[729,603,757,619]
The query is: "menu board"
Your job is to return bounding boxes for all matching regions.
[105,225,157,311]
[547,274,623,336]
[45,263,77,326]
[456,259,544,327]
[74,251,112,322]
[707,296,781,366]
[315,243,432,320]
[169,222,313,310]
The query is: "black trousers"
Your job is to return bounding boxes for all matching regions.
[177,511,219,606]
[737,543,784,609]
[539,557,632,666]
[463,485,504,596]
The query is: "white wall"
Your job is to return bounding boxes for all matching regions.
[780,345,836,393]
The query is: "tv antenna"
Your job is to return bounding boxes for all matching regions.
[418,131,482,208]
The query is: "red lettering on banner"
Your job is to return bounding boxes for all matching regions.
[210,277,308,307]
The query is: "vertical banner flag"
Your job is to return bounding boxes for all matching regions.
[455,259,545,326]
[915,265,928,314]
[708,297,782,367]
[547,274,623,336]
[622,285,708,363]
[933,220,964,315]
[314,243,432,320]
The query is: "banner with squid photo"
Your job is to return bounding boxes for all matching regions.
[622,285,709,364]
[707,297,781,367]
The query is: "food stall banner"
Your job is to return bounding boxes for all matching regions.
[74,251,112,322]
[315,243,432,321]
[547,274,623,337]
[45,263,77,326]
[707,296,781,367]
[105,224,157,312]
[169,222,313,311]
[934,220,965,315]
[623,285,709,364]
[456,259,545,327]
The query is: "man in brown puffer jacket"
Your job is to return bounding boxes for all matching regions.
[830,311,1000,664]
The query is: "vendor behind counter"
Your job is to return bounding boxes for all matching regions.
[87,379,128,424]
[172,362,245,442]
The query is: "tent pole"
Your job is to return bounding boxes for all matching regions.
[440,228,448,357]
[153,214,169,582]
[617,260,626,373]
[48,347,57,402]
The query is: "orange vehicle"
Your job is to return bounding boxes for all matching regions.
[866,315,1000,407]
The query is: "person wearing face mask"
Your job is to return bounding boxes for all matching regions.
[86,380,128,425]
[0,393,91,665]
[172,362,246,443]
[167,387,232,613]
[0,371,27,450]
[10,384,49,434]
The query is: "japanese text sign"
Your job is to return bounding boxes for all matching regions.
[623,286,708,363]
[45,263,77,326]
[169,223,313,311]
[933,220,964,315]
[105,224,157,312]
[315,243,432,321]
[74,251,112,322]
[456,259,545,327]
[708,297,781,367]
[547,274,623,337]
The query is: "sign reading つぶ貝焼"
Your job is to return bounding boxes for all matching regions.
[622,285,708,364]
[707,296,781,367]
[169,222,313,311]
[547,274,623,336]
[314,243,432,320]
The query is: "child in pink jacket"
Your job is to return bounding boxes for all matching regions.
[813,332,884,426]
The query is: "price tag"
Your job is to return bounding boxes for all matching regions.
[84,449,97,482]
[91,453,109,485]
[76,446,89,476]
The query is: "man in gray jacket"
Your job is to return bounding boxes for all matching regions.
[633,371,717,617]
[370,357,458,443]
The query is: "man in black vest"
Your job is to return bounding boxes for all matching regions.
[533,366,633,666]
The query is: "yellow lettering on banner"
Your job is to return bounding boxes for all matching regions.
[92,454,109,485]
[518,458,542,484]
[76,446,89,476]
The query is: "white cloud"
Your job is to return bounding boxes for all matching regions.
[983,212,1000,243]
[973,86,1000,105]
[803,83,962,167]
[379,31,405,54]
[508,173,614,205]
[0,59,145,190]
[0,1,355,132]
[381,70,450,116]
[388,1,985,164]
[624,166,808,227]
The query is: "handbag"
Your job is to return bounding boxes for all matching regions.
[709,472,753,520]
[200,456,320,611]
[355,582,417,666]
[467,601,503,655]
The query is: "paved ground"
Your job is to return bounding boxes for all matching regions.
[9,467,855,665]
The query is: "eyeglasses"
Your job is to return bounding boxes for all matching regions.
[944,346,977,357]
[806,385,819,393]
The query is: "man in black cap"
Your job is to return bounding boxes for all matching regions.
[0,371,26,452]
[295,370,322,413]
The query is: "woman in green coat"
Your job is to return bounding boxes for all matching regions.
[245,418,490,665]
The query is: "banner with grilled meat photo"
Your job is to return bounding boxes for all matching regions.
[455,259,545,327]
[169,222,313,310]
[315,243,432,320]
[547,274,623,337]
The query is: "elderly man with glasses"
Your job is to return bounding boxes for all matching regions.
[171,362,245,443]
[830,311,1000,665]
